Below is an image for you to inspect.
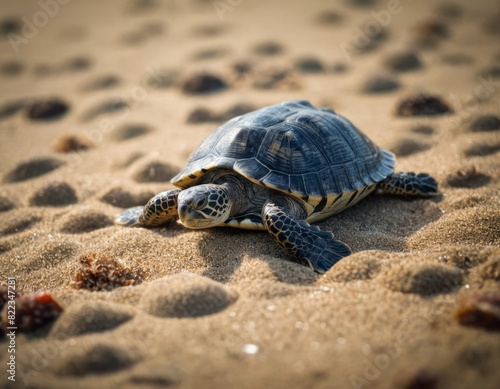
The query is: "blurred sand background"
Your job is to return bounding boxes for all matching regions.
[0,0,499,388]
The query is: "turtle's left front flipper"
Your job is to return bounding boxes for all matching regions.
[262,198,351,273]
[378,172,440,197]
[115,189,181,227]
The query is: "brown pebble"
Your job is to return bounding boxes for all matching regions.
[396,94,453,117]
[52,133,94,153]
[27,98,69,120]
[455,291,500,331]
[181,73,227,94]
[1,291,63,332]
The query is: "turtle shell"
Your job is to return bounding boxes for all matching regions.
[172,100,395,204]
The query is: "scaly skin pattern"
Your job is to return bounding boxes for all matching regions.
[138,189,181,226]
[378,172,439,196]
[262,201,351,273]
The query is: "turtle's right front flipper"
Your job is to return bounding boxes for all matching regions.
[115,189,181,227]
[262,197,351,273]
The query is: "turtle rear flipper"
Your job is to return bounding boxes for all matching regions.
[115,190,181,227]
[115,206,144,227]
[378,172,440,197]
[262,199,351,273]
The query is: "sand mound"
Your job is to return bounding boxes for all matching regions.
[29,181,78,207]
[59,209,113,234]
[129,156,177,183]
[54,341,139,376]
[3,157,63,182]
[0,194,14,212]
[51,301,134,336]
[376,263,463,295]
[140,274,238,318]
[407,206,500,248]
[321,253,382,282]
[1,212,42,236]
[100,186,153,208]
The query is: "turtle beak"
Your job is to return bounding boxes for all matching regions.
[178,204,212,228]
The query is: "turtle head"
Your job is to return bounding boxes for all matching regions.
[178,185,231,228]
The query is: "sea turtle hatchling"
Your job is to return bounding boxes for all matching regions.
[116,100,439,273]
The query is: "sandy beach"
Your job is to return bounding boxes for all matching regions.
[1,0,499,388]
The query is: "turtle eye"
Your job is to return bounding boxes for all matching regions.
[193,197,208,210]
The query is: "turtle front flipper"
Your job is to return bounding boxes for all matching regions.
[262,198,351,273]
[378,172,440,197]
[115,189,181,227]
